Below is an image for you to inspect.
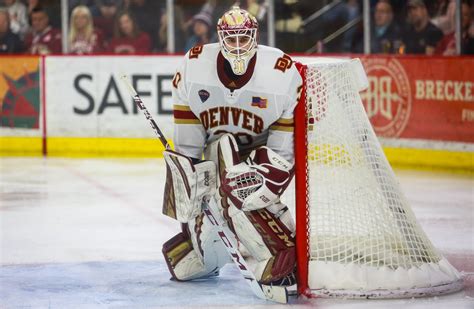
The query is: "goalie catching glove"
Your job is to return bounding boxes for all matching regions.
[220,146,295,211]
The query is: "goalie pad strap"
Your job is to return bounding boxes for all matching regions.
[193,212,205,256]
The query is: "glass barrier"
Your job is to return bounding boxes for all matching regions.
[0,0,472,55]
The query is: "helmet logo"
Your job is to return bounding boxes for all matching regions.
[224,13,245,26]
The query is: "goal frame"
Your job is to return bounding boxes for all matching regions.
[293,59,463,298]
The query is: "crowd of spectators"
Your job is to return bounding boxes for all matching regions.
[304,0,474,54]
[0,0,473,55]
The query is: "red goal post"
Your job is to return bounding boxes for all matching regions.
[294,61,310,296]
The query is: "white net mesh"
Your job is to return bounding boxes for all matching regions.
[296,59,462,298]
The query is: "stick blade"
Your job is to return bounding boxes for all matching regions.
[261,284,288,304]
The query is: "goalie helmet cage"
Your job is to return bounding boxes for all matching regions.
[293,59,463,298]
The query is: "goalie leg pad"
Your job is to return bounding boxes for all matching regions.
[226,202,296,285]
[256,248,296,285]
[188,212,232,269]
[163,150,216,222]
[162,230,208,281]
[163,214,231,281]
[266,202,296,235]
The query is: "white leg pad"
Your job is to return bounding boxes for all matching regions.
[227,204,273,263]
[188,213,232,270]
[172,249,208,281]
[163,213,231,281]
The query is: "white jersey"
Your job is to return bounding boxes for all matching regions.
[172,43,302,162]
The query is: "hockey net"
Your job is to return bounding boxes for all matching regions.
[290,59,463,298]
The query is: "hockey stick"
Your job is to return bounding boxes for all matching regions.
[121,76,170,150]
[202,196,288,303]
[120,75,288,304]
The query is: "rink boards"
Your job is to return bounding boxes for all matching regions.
[0,55,472,171]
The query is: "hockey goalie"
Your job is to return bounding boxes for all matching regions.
[161,6,303,288]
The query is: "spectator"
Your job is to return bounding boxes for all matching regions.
[372,0,403,53]
[402,0,444,55]
[309,0,361,53]
[107,11,151,54]
[127,0,162,50]
[245,0,267,21]
[388,0,409,24]
[431,0,450,16]
[435,1,474,55]
[24,6,61,54]
[93,0,121,44]
[27,0,61,28]
[275,0,302,33]
[273,0,306,52]
[69,0,99,16]
[431,0,455,34]
[68,5,104,54]
[341,0,361,52]
[166,1,221,52]
[0,8,23,53]
[243,0,268,43]
[184,10,214,51]
[352,0,402,53]
[156,9,168,52]
[3,0,29,39]
[155,5,190,52]
[428,0,456,34]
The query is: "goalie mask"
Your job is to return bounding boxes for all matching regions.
[217,6,258,75]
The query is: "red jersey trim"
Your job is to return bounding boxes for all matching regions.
[216,52,256,90]
[173,109,199,120]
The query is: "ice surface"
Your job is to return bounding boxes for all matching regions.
[0,158,472,308]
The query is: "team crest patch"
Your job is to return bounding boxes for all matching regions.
[198,89,210,103]
[251,96,267,108]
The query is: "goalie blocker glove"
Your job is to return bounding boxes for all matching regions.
[162,150,217,222]
[220,146,295,211]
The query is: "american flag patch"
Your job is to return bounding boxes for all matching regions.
[251,96,267,108]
